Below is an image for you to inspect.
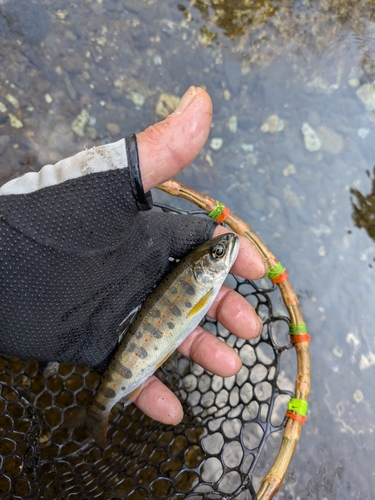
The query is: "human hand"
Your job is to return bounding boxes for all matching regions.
[132,86,266,423]
[0,86,266,425]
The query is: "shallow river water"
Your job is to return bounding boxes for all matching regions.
[1,1,375,498]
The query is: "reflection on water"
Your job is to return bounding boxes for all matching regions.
[180,0,278,41]
[351,167,375,243]
[1,0,375,498]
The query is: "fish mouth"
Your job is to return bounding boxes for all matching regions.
[222,233,240,268]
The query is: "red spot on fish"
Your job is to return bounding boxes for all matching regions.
[145,338,149,342]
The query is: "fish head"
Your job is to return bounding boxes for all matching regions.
[191,233,240,287]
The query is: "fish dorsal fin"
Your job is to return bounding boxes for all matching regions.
[187,288,214,318]
[116,305,141,342]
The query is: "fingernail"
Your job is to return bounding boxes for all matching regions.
[174,86,197,114]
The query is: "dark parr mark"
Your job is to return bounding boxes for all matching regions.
[137,346,148,359]
[182,281,196,296]
[93,400,107,411]
[103,387,116,399]
[170,305,182,317]
[115,361,133,379]
[167,321,175,329]
[149,308,161,318]
[121,366,133,379]
[144,322,163,338]
[185,301,192,308]
[127,341,148,359]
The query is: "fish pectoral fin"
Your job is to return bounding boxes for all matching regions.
[187,288,214,318]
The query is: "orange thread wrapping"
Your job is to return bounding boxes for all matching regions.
[271,270,288,284]
[216,206,231,223]
[290,334,311,344]
[285,411,307,424]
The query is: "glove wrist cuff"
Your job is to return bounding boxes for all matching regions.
[125,133,153,211]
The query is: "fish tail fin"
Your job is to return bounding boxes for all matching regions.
[64,406,109,448]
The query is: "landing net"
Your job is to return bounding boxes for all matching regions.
[0,181,309,499]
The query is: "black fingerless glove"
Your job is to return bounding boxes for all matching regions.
[0,135,216,373]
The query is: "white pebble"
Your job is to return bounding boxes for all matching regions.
[301,122,321,152]
[227,115,238,133]
[358,128,370,139]
[210,137,223,150]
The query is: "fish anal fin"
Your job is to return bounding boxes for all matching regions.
[187,289,214,318]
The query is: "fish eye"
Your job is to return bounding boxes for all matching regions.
[210,243,226,259]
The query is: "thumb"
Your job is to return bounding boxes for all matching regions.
[137,86,213,192]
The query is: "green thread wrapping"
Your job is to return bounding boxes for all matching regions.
[289,323,307,335]
[208,201,225,221]
[267,262,285,280]
[288,398,308,417]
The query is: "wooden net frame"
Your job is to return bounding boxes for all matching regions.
[157,179,310,499]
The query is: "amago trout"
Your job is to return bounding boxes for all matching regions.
[64,233,239,446]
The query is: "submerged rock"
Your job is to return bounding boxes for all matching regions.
[227,115,238,133]
[0,0,50,44]
[210,137,223,151]
[356,83,375,111]
[261,114,285,134]
[72,110,90,137]
[0,135,10,154]
[301,122,321,151]
[316,125,344,155]
[8,113,23,128]
[156,93,180,118]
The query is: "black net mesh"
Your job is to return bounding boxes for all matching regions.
[0,205,295,500]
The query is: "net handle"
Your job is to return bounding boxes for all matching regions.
[157,179,310,500]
